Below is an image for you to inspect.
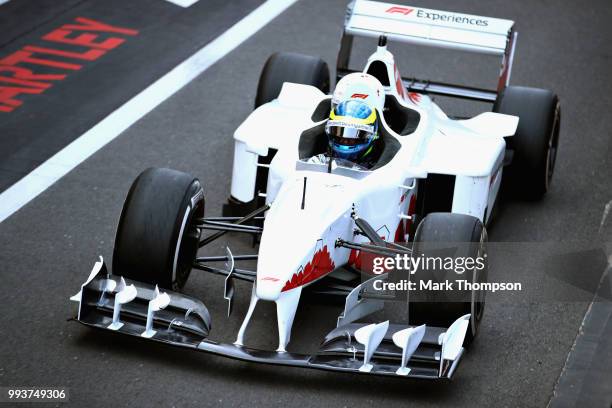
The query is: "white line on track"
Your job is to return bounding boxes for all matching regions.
[0,0,12,6]
[164,0,200,7]
[0,0,298,223]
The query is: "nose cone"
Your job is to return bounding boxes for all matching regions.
[255,173,353,301]
[256,235,314,301]
[256,276,283,301]
[256,272,285,301]
[256,242,336,301]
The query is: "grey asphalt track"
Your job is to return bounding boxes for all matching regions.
[0,0,611,407]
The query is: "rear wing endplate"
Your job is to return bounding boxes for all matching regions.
[338,0,518,101]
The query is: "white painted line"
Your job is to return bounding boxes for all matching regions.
[599,199,611,234]
[0,0,298,223]
[164,0,200,7]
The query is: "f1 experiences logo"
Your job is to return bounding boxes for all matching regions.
[385,6,489,27]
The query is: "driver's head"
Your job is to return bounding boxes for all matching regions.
[332,72,385,112]
[327,73,384,161]
[326,99,379,161]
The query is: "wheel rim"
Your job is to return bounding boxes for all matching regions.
[172,202,203,290]
[545,105,561,191]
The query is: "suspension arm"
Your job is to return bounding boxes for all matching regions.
[199,204,269,248]
[335,239,412,257]
[191,263,256,282]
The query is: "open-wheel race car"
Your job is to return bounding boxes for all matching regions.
[71,1,561,380]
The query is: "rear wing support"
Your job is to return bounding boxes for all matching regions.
[337,0,518,103]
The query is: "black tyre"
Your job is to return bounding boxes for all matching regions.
[113,168,204,290]
[255,52,330,108]
[409,213,488,346]
[494,86,561,200]
[244,52,330,217]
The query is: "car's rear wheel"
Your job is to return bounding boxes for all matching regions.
[255,52,330,108]
[113,167,204,290]
[408,213,488,346]
[243,52,330,215]
[494,86,561,200]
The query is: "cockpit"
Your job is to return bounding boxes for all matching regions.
[297,94,420,172]
[295,157,370,180]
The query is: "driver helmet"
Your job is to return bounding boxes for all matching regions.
[331,72,385,112]
[326,99,379,161]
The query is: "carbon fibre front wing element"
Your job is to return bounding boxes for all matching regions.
[71,257,469,380]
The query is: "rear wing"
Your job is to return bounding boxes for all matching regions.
[337,0,517,102]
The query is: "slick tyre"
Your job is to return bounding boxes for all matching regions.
[494,86,561,200]
[113,168,204,290]
[255,52,330,108]
[409,213,488,347]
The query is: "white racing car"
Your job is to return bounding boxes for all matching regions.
[71,1,560,380]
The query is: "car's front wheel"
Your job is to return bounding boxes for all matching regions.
[113,167,204,290]
[408,212,488,346]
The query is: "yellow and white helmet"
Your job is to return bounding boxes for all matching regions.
[332,73,385,112]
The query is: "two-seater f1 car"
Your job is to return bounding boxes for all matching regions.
[71,1,561,380]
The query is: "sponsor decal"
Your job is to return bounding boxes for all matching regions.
[415,9,489,27]
[327,120,374,133]
[385,6,413,15]
[350,93,368,99]
[282,245,335,291]
[385,5,489,27]
[261,276,280,282]
[0,17,139,113]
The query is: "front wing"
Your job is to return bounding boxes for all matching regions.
[71,258,469,380]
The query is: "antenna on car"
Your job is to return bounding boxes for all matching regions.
[378,34,387,48]
[301,177,307,210]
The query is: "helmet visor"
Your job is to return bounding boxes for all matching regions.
[326,120,375,147]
